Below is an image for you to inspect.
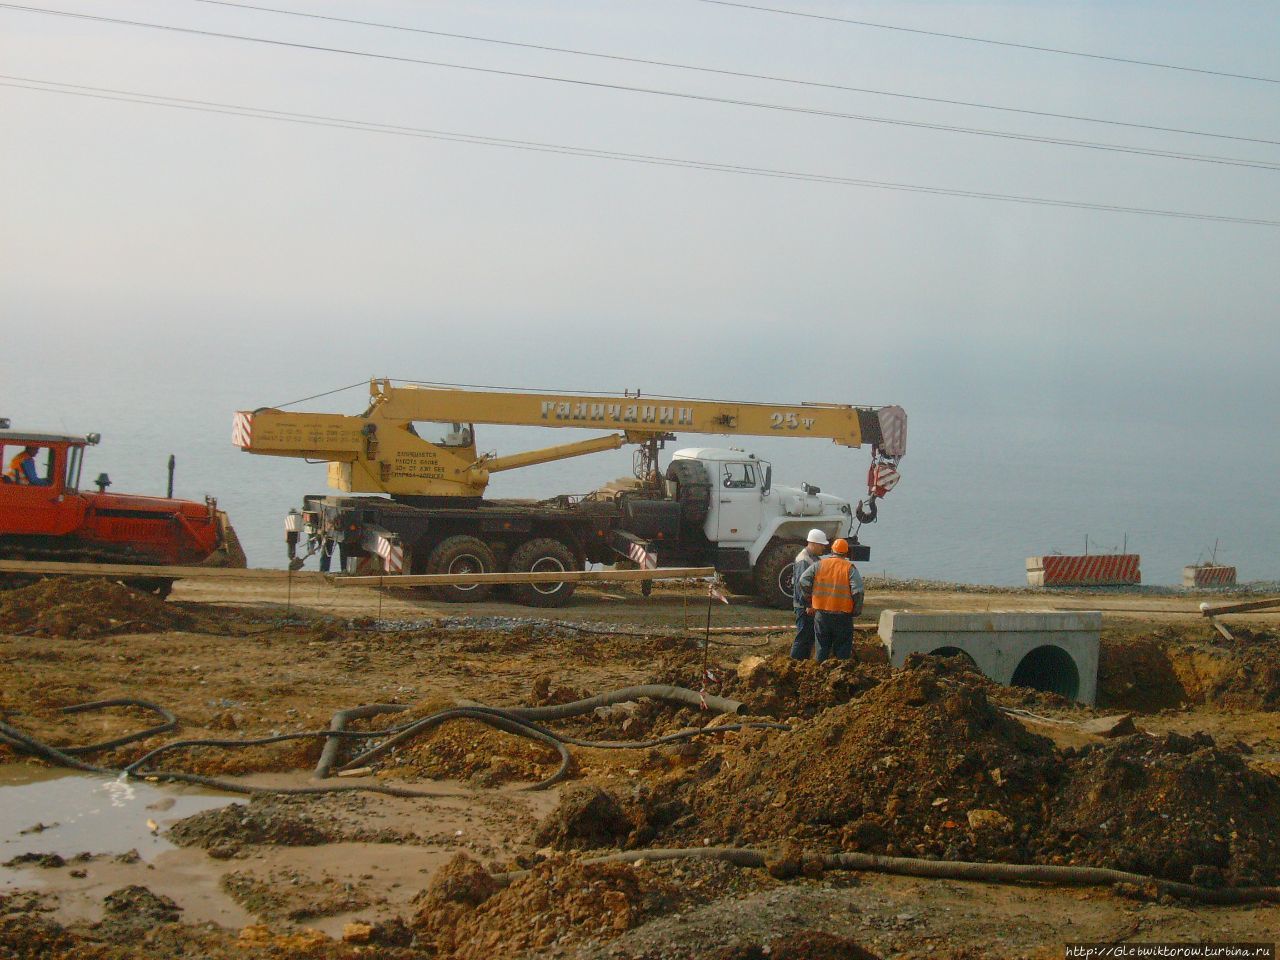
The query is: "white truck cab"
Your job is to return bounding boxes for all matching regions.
[669,448,858,607]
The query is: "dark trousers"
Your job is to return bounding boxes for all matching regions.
[814,611,854,662]
[790,609,815,660]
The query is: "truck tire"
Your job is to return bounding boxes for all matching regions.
[425,535,496,603]
[753,540,805,610]
[722,573,755,596]
[508,538,577,608]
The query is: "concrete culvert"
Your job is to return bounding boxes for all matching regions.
[1011,644,1080,700]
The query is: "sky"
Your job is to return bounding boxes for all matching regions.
[1,1,1278,578]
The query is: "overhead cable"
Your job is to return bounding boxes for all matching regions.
[1,4,1277,172]
[693,0,1280,85]
[3,76,1276,227]
[182,0,1280,149]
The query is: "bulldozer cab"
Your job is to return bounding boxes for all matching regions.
[0,432,94,537]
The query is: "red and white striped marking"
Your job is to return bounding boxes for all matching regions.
[232,412,253,449]
[1184,565,1236,587]
[876,405,908,459]
[374,536,404,574]
[868,462,900,497]
[628,541,657,570]
[1028,554,1141,586]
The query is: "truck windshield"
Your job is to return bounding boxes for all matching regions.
[722,462,757,489]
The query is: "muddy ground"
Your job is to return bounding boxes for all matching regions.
[1,576,1278,959]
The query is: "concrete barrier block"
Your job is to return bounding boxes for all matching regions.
[878,609,1100,705]
[1026,554,1140,587]
[1183,564,1236,588]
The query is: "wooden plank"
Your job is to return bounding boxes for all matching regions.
[328,566,717,588]
[0,559,323,583]
[1199,597,1280,617]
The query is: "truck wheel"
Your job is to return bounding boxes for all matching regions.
[722,573,755,596]
[426,536,496,603]
[753,540,805,610]
[508,538,577,608]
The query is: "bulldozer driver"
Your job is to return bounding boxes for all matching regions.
[797,538,865,662]
[5,446,47,486]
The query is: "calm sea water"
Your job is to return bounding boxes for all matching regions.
[8,382,1276,588]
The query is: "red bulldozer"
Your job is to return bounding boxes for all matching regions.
[1,425,245,596]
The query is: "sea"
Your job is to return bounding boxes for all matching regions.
[6,382,1276,588]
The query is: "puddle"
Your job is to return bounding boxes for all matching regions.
[0,764,240,887]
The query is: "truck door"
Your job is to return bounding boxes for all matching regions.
[715,461,763,544]
[0,444,79,536]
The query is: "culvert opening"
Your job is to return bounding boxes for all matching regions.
[1011,645,1080,701]
[928,646,978,668]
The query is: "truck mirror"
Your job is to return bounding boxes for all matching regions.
[762,465,772,494]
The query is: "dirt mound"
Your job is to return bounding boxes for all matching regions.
[378,715,565,787]
[670,659,1060,863]
[414,853,675,958]
[646,658,1280,885]
[707,932,882,960]
[94,885,182,941]
[1045,731,1280,886]
[535,785,633,851]
[0,578,191,638]
[1100,627,1280,712]
[168,798,327,850]
[724,654,890,718]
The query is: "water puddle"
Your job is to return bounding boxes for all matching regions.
[0,764,240,887]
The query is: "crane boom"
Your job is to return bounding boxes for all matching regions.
[235,379,905,498]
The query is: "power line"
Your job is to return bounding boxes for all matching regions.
[2,75,1276,227]
[693,0,1280,85]
[183,0,1280,149]
[2,3,1278,173]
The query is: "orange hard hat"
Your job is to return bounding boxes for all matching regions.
[831,538,849,555]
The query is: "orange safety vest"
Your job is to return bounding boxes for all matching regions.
[6,452,32,484]
[811,555,855,614]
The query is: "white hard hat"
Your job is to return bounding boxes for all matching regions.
[806,528,829,545]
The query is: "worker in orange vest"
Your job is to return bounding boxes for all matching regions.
[797,538,865,662]
[5,446,43,485]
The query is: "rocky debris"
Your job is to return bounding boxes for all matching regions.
[535,785,633,851]
[102,885,182,923]
[0,913,84,960]
[377,715,564,787]
[1045,731,1280,887]
[1078,715,1138,738]
[90,885,183,942]
[413,854,675,959]
[2,853,67,869]
[707,931,883,960]
[167,794,416,854]
[723,654,889,718]
[645,657,1280,885]
[0,578,192,638]
[671,660,1060,863]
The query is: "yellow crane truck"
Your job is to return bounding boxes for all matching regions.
[233,380,906,608]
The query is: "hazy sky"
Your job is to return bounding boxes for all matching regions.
[2,1,1278,575]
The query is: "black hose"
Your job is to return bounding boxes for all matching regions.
[495,846,1280,905]
[314,704,408,780]
[57,699,178,755]
[2,685,753,799]
[336,707,572,787]
[435,706,790,750]
[123,728,398,774]
[500,685,745,721]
